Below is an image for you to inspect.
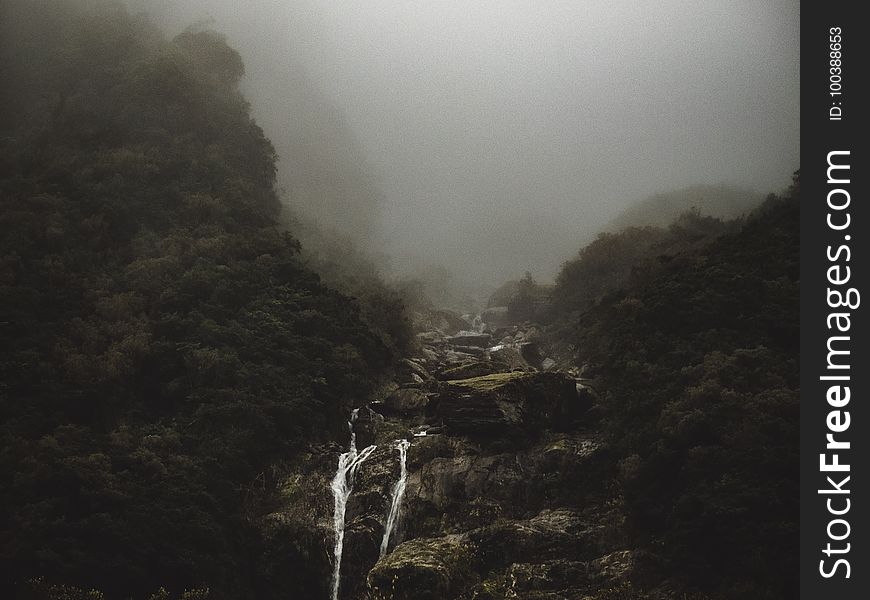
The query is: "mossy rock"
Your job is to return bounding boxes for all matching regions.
[444,371,529,392]
[436,361,512,381]
[432,372,586,438]
[367,535,476,600]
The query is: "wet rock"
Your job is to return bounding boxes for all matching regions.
[487,345,530,370]
[514,325,542,343]
[418,454,526,510]
[417,331,446,345]
[397,358,432,383]
[381,387,431,416]
[340,444,401,599]
[353,406,385,448]
[432,372,582,438]
[446,331,492,348]
[420,346,440,363]
[519,342,543,367]
[405,432,477,470]
[436,360,512,381]
[468,511,588,571]
[452,344,487,357]
[367,534,475,600]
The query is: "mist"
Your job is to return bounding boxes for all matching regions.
[127,0,799,291]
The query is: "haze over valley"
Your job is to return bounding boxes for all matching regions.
[0,2,800,599]
[129,0,800,290]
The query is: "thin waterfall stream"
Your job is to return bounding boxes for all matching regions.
[330,409,376,600]
[379,439,411,557]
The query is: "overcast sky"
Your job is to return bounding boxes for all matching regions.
[129,0,800,287]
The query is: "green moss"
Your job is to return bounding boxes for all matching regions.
[445,371,528,392]
[439,361,510,381]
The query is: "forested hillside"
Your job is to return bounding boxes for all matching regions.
[0,3,404,598]
[548,177,800,598]
[0,2,800,599]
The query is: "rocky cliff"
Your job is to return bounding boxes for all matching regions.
[260,311,639,600]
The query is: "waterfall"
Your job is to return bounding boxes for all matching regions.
[379,439,411,557]
[330,409,376,600]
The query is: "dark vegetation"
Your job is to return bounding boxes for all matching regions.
[0,2,407,598]
[548,176,800,598]
[1,1,799,598]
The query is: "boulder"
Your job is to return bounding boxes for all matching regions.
[419,346,441,364]
[446,331,492,348]
[353,406,385,448]
[412,453,526,513]
[519,342,543,367]
[467,509,589,572]
[451,344,487,357]
[514,325,542,343]
[397,358,432,383]
[380,387,431,416]
[432,372,583,438]
[416,331,445,345]
[340,444,402,599]
[487,345,531,370]
[367,535,475,600]
[436,360,512,381]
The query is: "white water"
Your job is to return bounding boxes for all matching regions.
[379,439,411,557]
[330,409,376,600]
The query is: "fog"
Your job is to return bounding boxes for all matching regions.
[128,0,799,291]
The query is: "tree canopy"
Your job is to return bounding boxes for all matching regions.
[0,3,403,598]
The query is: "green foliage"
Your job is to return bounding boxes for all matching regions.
[0,2,399,598]
[551,209,732,323]
[506,271,538,322]
[551,176,799,598]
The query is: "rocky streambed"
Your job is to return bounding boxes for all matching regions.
[259,310,635,600]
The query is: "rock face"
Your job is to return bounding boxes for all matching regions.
[436,360,512,381]
[446,332,492,348]
[432,371,585,438]
[367,535,474,600]
[260,318,629,600]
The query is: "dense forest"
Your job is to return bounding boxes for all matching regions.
[1,2,798,600]
[546,179,799,598]
[0,3,407,598]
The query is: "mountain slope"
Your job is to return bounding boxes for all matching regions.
[552,177,799,598]
[0,3,398,598]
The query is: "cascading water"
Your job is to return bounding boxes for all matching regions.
[379,439,411,557]
[330,409,376,600]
